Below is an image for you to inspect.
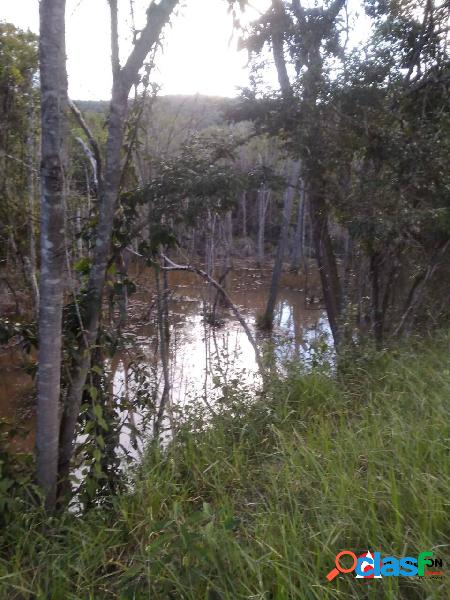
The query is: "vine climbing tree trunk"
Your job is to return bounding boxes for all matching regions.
[36,0,68,511]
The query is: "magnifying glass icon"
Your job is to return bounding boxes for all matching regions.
[326,550,357,581]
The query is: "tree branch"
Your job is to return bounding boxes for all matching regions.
[120,0,180,92]
[75,137,98,189]
[271,0,293,97]
[291,0,305,25]
[109,0,121,82]
[326,0,346,22]
[68,99,102,185]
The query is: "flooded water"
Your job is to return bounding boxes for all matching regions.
[111,265,330,454]
[0,263,330,456]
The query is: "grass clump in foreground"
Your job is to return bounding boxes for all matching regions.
[0,336,449,599]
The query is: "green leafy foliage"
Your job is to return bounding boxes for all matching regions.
[0,23,38,263]
[0,419,34,525]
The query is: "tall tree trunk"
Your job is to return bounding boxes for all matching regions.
[370,250,383,349]
[269,0,345,348]
[257,186,270,266]
[225,210,233,261]
[291,177,306,272]
[263,160,300,326]
[57,0,179,493]
[37,0,68,511]
[153,266,171,438]
[241,191,247,238]
[308,188,342,347]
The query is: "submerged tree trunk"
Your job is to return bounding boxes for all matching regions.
[308,188,342,347]
[153,266,171,438]
[263,161,300,327]
[57,0,179,494]
[257,186,270,266]
[36,0,68,511]
[291,177,306,272]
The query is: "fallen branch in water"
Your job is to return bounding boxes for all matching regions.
[160,254,266,380]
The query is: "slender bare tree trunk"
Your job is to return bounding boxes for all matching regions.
[36,0,68,511]
[241,192,247,237]
[257,186,270,266]
[263,160,300,326]
[308,189,342,346]
[369,250,383,349]
[291,177,306,272]
[153,266,171,438]
[225,210,233,260]
[76,204,83,258]
[57,0,179,491]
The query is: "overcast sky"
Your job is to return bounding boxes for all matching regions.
[1,0,369,100]
[2,0,273,99]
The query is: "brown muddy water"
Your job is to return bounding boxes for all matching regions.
[0,263,330,457]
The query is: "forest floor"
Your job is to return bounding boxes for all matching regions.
[0,333,448,599]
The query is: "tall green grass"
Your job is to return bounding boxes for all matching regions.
[0,336,449,599]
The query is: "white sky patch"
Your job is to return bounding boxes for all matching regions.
[1,0,370,100]
[1,0,271,99]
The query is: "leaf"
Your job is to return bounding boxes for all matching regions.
[74,256,91,275]
[92,403,102,419]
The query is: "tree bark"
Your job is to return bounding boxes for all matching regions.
[37,0,68,511]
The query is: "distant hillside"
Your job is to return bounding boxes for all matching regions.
[75,95,238,155]
[76,95,234,122]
